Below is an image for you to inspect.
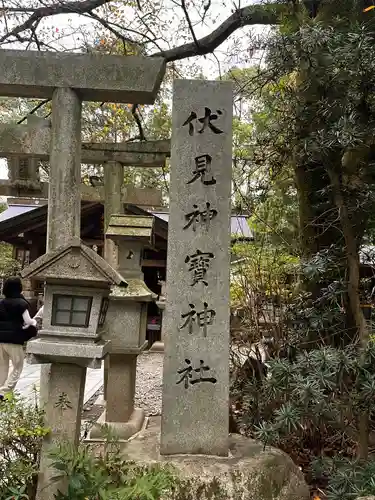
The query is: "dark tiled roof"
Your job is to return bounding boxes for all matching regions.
[153,212,253,239]
[0,204,38,222]
[0,203,253,241]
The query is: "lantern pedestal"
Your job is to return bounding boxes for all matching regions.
[26,339,111,368]
[89,280,154,441]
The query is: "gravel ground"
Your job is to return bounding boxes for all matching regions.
[135,352,163,416]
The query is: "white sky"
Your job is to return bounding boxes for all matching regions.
[0,0,268,180]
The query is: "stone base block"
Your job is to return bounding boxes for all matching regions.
[89,408,145,440]
[148,341,164,353]
[26,339,110,368]
[119,417,310,500]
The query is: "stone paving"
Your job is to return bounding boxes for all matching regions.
[15,360,104,404]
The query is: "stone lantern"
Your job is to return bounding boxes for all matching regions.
[21,238,127,368]
[90,214,156,440]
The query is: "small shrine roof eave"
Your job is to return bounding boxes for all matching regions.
[106,214,155,246]
[110,279,157,302]
[21,238,128,287]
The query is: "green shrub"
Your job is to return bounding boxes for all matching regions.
[233,343,375,475]
[0,392,177,500]
[311,457,375,500]
[0,390,49,500]
[50,427,177,500]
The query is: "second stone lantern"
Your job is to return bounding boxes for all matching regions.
[90,214,157,440]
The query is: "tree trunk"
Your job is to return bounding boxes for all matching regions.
[328,166,369,460]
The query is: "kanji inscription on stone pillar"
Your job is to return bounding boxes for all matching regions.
[161,79,233,456]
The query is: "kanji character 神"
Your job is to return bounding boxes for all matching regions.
[179,302,216,336]
[183,202,218,231]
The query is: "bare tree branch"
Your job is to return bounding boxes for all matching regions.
[17,99,50,124]
[0,1,281,61]
[87,10,140,48]
[87,10,160,50]
[0,0,113,44]
[0,6,37,12]
[179,0,200,49]
[7,1,281,130]
[151,3,281,62]
[131,103,146,141]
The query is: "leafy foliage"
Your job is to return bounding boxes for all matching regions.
[311,457,375,500]
[0,242,21,279]
[231,341,375,494]
[50,431,177,500]
[230,240,298,344]
[0,392,177,500]
[0,204,21,279]
[0,391,49,500]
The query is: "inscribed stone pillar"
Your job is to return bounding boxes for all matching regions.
[103,162,123,401]
[160,80,233,456]
[37,88,85,500]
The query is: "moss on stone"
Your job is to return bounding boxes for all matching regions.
[110,280,155,300]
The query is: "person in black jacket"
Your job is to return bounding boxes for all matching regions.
[0,277,37,395]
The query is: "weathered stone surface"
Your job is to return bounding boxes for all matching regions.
[116,241,147,280]
[81,141,169,166]
[110,280,155,300]
[106,215,155,242]
[0,119,170,165]
[35,87,83,500]
[161,79,233,456]
[7,155,40,184]
[107,354,137,421]
[103,161,125,403]
[0,50,166,103]
[90,408,145,440]
[103,282,154,351]
[21,238,127,286]
[47,87,81,250]
[102,218,155,437]
[121,417,310,500]
[39,284,107,341]
[26,339,110,368]
[36,363,86,500]
[104,162,123,270]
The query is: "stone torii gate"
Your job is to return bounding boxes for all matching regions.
[0,115,170,201]
[0,114,171,270]
[0,48,166,500]
[0,103,171,413]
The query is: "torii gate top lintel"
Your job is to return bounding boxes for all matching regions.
[0,49,166,104]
